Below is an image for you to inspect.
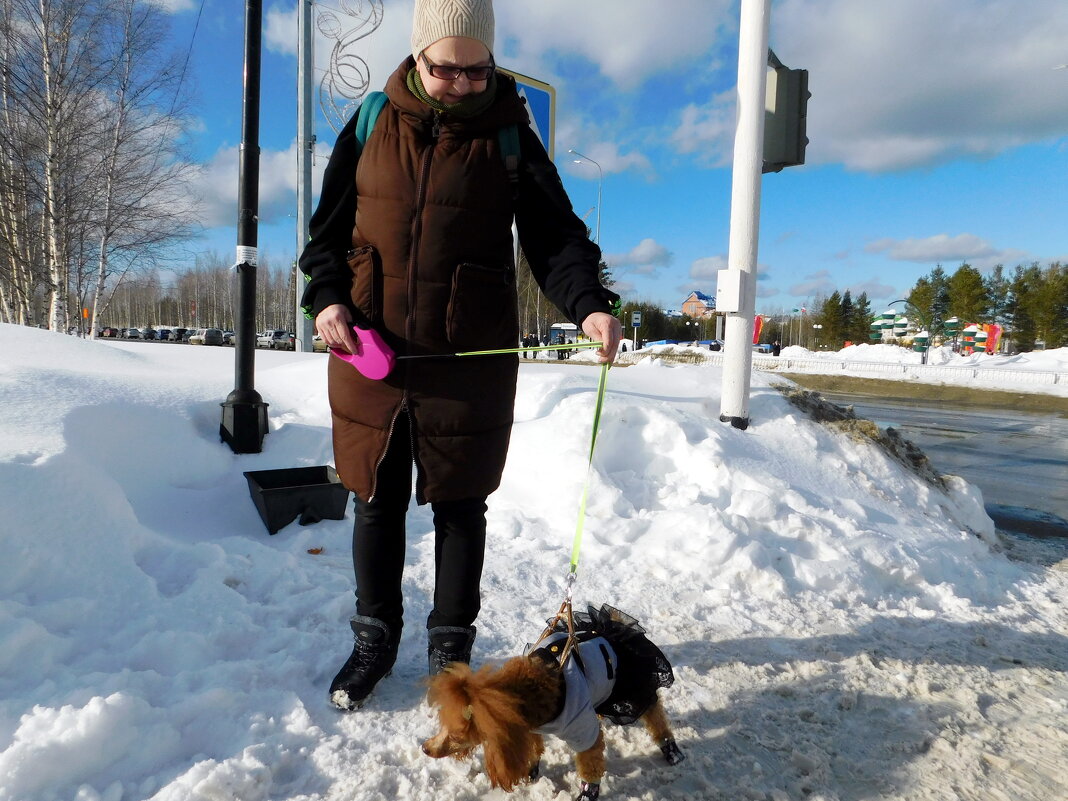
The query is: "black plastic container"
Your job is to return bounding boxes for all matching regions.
[244,465,350,535]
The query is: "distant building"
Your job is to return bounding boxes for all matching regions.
[681,290,716,319]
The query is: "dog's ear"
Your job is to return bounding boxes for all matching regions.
[469,686,539,791]
[426,663,474,707]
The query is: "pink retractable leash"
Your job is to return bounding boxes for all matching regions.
[329,325,396,380]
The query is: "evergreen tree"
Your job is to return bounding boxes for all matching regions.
[1006,264,1039,351]
[1031,262,1066,348]
[852,291,873,343]
[840,290,855,345]
[815,291,843,348]
[947,263,989,324]
[984,264,1011,326]
[907,276,934,325]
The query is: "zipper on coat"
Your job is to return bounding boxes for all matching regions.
[394,114,439,505]
[405,114,439,349]
[367,400,405,503]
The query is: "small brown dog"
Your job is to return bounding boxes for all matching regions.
[422,605,683,800]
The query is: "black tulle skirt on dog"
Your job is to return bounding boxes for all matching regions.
[549,603,675,726]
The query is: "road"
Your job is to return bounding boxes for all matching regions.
[815,390,1068,536]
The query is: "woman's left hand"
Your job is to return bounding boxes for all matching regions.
[581,312,622,363]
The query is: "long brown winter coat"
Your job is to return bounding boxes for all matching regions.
[299,58,617,504]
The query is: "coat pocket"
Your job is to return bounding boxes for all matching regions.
[346,245,381,323]
[446,262,518,352]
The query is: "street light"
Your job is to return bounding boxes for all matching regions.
[812,323,823,349]
[568,148,602,245]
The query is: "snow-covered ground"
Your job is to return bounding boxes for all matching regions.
[1,324,1066,801]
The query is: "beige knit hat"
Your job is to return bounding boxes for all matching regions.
[411,0,494,61]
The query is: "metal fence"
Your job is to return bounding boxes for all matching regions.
[615,349,1065,387]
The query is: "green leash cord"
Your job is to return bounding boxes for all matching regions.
[395,340,604,360]
[568,360,610,580]
[534,359,611,660]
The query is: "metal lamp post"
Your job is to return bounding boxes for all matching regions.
[568,149,602,245]
[220,0,269,453]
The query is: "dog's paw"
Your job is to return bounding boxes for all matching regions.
[526,761,540,783]
[660,738,685,765]
[576,781,600,800]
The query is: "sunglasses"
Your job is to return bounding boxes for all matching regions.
[420,52,495,82]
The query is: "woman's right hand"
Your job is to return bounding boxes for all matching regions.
[315,304,359,354]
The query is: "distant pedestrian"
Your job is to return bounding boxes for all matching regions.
[772,340,781,357]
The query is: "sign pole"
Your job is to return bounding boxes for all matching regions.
[719,0,771,431]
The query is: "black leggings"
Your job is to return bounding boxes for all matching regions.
[352,413,487,631]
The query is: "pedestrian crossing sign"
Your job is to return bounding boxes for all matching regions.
[499,68,556,160]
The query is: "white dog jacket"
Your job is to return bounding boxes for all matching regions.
[532,631,619,751]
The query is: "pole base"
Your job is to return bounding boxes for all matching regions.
[221,390,269,453]
[719,413,750,431]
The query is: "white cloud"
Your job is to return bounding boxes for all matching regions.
[605,238,673,274]
[559,136,653,178]
[495,0,735,90]
[788,269,835,298]
[189,139,326,230]
[671,91,737,168]
[666,0,1068,172]
[847,278,899,303]
[689,255,728,280]
[151,0,198,12]
[864,233,1027,268]
[773,0,1068,171]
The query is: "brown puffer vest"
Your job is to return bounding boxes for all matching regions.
[328,61,532,504]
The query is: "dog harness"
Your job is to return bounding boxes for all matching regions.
[531,631,619,752]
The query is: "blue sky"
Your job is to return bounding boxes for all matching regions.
[165,0,1068,314]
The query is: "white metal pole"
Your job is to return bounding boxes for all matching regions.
[719,0,771,430]
[295,0,314,352]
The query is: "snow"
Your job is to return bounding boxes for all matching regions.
[1,323,1066,801]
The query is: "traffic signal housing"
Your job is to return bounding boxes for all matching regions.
[763,51,810,173]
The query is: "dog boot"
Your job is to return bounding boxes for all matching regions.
[660,737,685,765]
[329,616,400,710]
[427,625,476,676]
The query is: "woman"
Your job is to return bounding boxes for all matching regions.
[299,0,621,711]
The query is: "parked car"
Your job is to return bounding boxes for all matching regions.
[156,328,171,341]
[222,330,234,345]
[124,327,141,339]
[142,326,157,340]
[169,328,188,341]
[312,334,328,353]
[257,329,293,350]
[99,327,120,338]
[270,332,295,350]
[189,328,224,346]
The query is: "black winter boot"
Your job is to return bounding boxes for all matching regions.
[427,625,476,676]
[329,616,400,710]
